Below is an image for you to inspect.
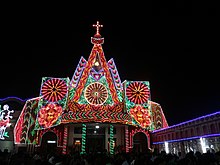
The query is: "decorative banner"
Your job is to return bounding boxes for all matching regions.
[0,104,14,140]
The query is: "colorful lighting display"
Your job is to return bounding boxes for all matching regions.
[41,78,68,102]
[124,81,153,129]
[37,103,63,128]
[126,81,150,104]
[0,104,14,140]
[129,105,151,129]
[12,21,170,154]
[84,82,108,105]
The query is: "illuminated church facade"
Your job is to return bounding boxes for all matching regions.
[13,21,168,154]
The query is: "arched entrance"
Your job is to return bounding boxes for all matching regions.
[41,131,58,154]
[133,132,148,153]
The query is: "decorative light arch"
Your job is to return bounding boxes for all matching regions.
[130,128,151,150]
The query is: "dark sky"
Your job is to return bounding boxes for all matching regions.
[1,3,219,125]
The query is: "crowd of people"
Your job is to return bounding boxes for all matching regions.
[0,148,220,165]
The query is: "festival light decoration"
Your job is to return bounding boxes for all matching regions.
[72,21,119,104]
[130,128,151,149]
[35,77,69,130]
[0,96,28,102]
[109,124,114,155]
[0,104,14,140]
[84,82,108,105]
[152,111,220,133]
[14,97,41,144]
[129,105,151,129]
[124,81,153,129]
[13,21,170,154]
[62,126,68,154]
[81,123,86,154]
[70,56,87,88]
[125,127,129,153]
[38,103,63,128]
[126,81,150,104]
[108,58,123,90]
[36,126,62,147]
[41,78,68,102]
[152,133,220,144]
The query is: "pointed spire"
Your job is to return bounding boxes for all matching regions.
[91,21,104,44]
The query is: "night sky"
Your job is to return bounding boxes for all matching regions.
[1,3,219,125]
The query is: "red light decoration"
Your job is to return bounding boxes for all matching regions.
[84,82,108,105]
[38,103,63,128]
[62,126,68,154]
[41,78,67,102]
[130,128,151,149]
[126,82,150,104]
[130,105,151,128]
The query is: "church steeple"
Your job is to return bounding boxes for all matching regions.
[91,21,104,44]
[72,21,120,104]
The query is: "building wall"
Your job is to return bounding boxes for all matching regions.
[151,111,220,155]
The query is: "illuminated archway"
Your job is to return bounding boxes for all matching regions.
[40,131,58,154]
[133,132,148,153]
[129,128,150,152]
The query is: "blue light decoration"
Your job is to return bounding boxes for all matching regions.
[153,133,220,144]
[152,111,220,133]
[0,104,14,140]
[0,96,29,103]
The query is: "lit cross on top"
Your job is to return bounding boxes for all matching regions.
[93,21,103,37]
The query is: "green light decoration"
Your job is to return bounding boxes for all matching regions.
[3,132,9,138]
[117,90,123,102]
[81,123,87,154]
[109,124,114,155]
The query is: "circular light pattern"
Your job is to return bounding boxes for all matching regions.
[38,103,63,128]
[41,78,68,102]
[84,82,108,105]
[126,82,150,104]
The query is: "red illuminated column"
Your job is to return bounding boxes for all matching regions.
[62,125,68,154]
[125,126,129,153]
